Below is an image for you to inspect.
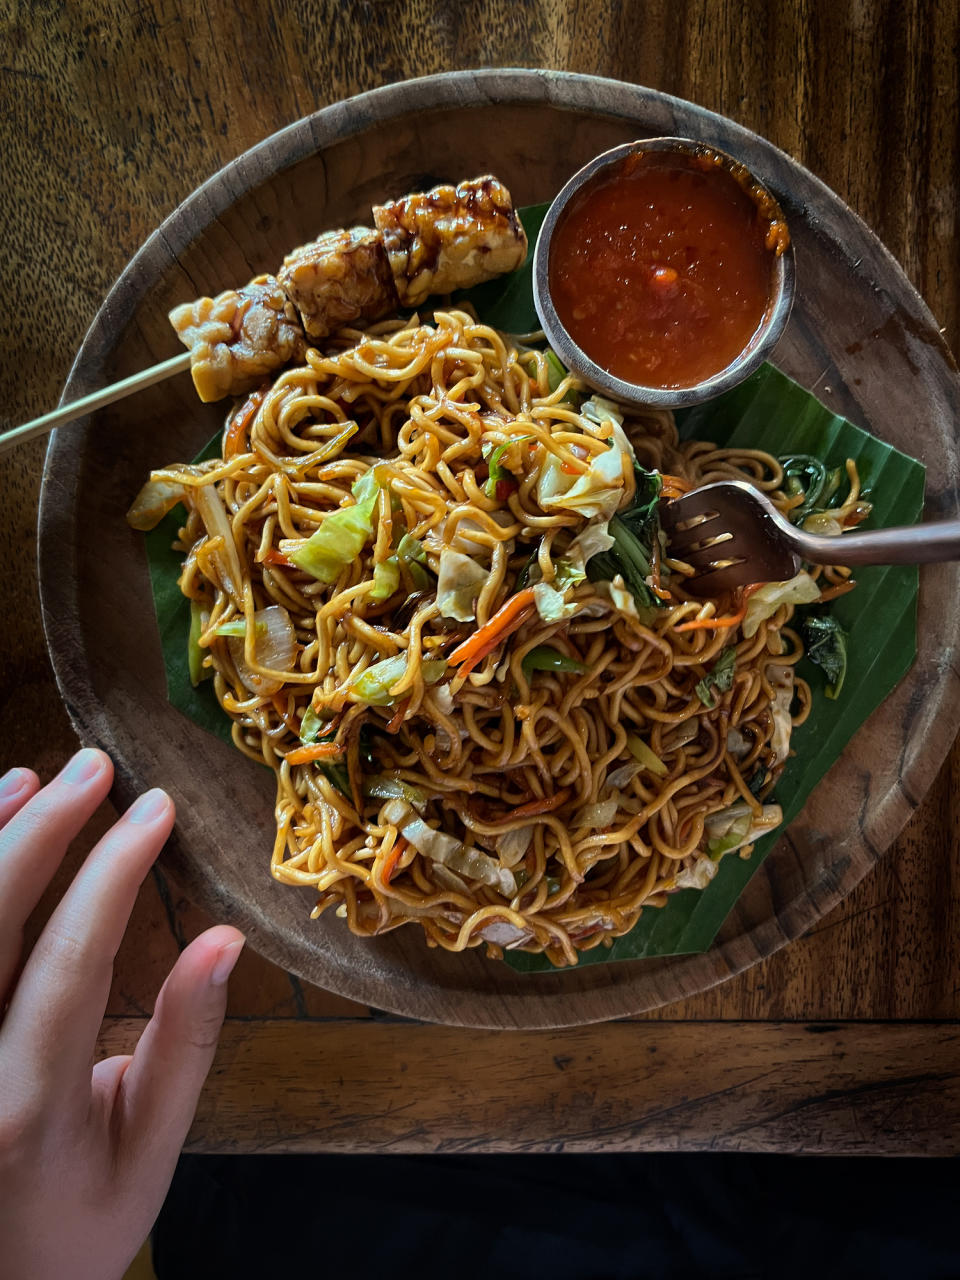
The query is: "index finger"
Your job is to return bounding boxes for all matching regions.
[0,786,176,1112]
[0,750,113,1003]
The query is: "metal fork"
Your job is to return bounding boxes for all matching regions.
[659,480,960,597]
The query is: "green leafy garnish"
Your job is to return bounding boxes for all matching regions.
[780,454,846,525]
[521,645,588,678]
[695,647,737,708]
[586,465,664,610]
[802,613,849,699]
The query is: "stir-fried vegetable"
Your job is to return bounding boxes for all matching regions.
[703,801,783,860]
[299,704,333,744]
[401,817,517,896]
[572,799,618,828]
[448,587,537,676]
[482,434,533,499]
[187,600,208,687]
[282,469,383,583]
[437,549,487,621]
[364,775,428,811]
[285,741,343,765]
[779,454,844,524]
[222,605,297,696]
[696,647,736,708]
[586,464,664,611]
[346,652,446,705]
[496,825,533,868]
[126,475,188,531]
[370,558,400,601]
[520,646,588,678]
[626,733,667,777]
[742,572,820,638]
[803,613,849,699]
[766,664,794,764]
[532,581,577,623]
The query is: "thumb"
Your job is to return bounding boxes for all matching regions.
[117,925,244,1160]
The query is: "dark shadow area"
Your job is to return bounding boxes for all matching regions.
[154,1152,960,1279]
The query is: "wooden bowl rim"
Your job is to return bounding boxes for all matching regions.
[38,68,960,1028]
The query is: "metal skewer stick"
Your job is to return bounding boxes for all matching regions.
[0,351,192,456]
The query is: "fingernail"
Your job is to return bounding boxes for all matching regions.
[210,938,244,985]
[60,748,104,786]
[0,767,30,799]
[127,788,170,824]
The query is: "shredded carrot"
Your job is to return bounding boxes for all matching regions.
[659,472,692,494]
[284,741,343,765]
[381,837,408,884]
[223,385,267,458]
[510,787,572,819]
[674,585,760,633]
[262,548,293,567]
[448,588,538,676]
[817,579,856,604]
[386,697,411,734]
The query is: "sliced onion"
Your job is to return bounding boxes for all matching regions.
[126,477,187,531]
[606,761,641,790]
[479,920,533,948]
[402,817,517,897]
[365,776,427,812]
[726,728,751,758]
[496,824,533,868]
[663,720,699,752]
[381,797,415,828]
[194,482,245,607]
[572,798,619,828]
[225,605,296,696]
[431,863,470,894]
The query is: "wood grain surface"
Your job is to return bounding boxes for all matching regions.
[3,0,960,1149]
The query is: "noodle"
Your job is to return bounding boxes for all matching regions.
[147,308,848,967]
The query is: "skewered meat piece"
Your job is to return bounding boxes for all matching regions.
[372,175,528,307]
[277,226,399,340]
[170,275,305,403]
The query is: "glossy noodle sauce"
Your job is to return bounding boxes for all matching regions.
[548,150,787,389]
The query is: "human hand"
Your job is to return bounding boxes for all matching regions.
[0,749,244,1280]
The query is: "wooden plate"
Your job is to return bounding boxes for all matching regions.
[39,70,960,1029]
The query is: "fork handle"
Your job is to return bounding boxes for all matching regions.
[795,519,960,566]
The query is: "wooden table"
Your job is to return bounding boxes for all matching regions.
[3,1,959,1154]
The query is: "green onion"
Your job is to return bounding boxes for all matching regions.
[188,600,208,687]
[521,645,588,678]
[626,733,667,777]
[695,647,736,708]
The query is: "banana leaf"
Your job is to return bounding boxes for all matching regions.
[143,204,924,972]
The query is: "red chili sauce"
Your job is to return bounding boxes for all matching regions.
[548,151,787,389]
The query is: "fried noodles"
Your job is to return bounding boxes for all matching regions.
[142,308,851,967]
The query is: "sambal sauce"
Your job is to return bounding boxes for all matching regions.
[548,150,787,389]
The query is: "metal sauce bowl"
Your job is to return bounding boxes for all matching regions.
[532,138,796,409]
